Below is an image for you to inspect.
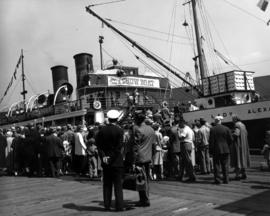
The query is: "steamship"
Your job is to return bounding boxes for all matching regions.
[0,52,170,128]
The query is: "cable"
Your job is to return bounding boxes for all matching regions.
[102,47,115,59]
[106,18,190,40]
[0,76,21,109]
[25,77,37,95]
[88,0,126,7]
[118,27,191,46]
[220,0,267,25]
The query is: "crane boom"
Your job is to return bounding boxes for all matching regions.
[85,6,203,96]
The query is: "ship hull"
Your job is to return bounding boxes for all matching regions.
[183,100,270,152]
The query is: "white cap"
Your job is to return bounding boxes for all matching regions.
[107,109,120,119]
[215,115,223,121]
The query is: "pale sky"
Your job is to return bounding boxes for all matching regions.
[0,0,270,110]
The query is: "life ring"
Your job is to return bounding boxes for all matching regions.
[93,100,102,110]
[162,100,168,107]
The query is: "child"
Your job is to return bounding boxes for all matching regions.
[87,138,98,179]
[261,130,270,171]
[261,144,270,170]
[152,123,164,180]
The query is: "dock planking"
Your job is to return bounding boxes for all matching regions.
[0,156,270,216]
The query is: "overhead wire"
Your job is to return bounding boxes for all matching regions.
[200,0,242,73]
[111,29,184,88]
[25,76,37,95]
[220,0,268,25]
[105,18,190,40]
[0,75,21,109]
[118,27,191,46]
[101,8,199,91]
[102,47,115,59]
[114,33,181,88]
[185,3,196,55]
[165,1,178,98]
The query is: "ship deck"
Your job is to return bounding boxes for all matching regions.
[1,155,270,216]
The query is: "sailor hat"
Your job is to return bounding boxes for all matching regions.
[107,109,120,119]
[214,115,223,120]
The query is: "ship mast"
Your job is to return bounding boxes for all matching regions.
[85,6,203,96]
[191,0,206,80]
[20,49,27,113]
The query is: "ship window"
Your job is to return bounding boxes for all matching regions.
[214,95,236,107]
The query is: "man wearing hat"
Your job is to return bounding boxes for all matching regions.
[96,109,125,211]
[131,111,156,207]
[209,115,233,184]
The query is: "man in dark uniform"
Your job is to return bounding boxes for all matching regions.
[96,109,125,211]
[209,116,233,184]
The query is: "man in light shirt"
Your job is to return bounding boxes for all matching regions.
[178,119,196,182]
[198,118,211,174]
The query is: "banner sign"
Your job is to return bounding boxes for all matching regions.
[107,76,160,88]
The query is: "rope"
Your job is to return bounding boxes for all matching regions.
[118,27,191,46]
[106,18,190,40]
[220,0,268,25]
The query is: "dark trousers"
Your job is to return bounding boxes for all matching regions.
[103,166,124,210]
[180,144,196,180]
[48,157,60,177]
[171,152,181,177]
[136,162,150,204]
[213,153,229,183]
[197,146,211,173]
[74,155,87,175]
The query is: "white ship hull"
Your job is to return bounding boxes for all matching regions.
[183,100,270,124]
[183,100,270,151]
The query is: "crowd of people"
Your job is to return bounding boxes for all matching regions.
[0,123,101,178]
[0,105,268,211]
[0,110,257,182]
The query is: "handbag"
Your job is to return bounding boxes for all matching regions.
[122,166,147,191]
[123,172,137,191]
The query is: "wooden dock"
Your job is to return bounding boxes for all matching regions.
[1,156,270,216]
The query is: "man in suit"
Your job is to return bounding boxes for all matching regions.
[209,116,233,184]
[0,128,7,171]
[131,111,156,207]
[96,109,125,211]
[45,127,64,177]
[168,118,181,178]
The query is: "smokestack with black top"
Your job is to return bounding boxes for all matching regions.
[73,53,94,89]
[51,65,69,103]
[51,65,69,93]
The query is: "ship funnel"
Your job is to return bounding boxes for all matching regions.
[51,65,73,103]
[73,53,94,89]
[51,65,69,93]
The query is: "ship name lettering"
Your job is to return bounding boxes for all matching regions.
[248,107,270,114]
[140,80,147,86]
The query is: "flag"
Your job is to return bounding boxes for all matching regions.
[257,0,269,11]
